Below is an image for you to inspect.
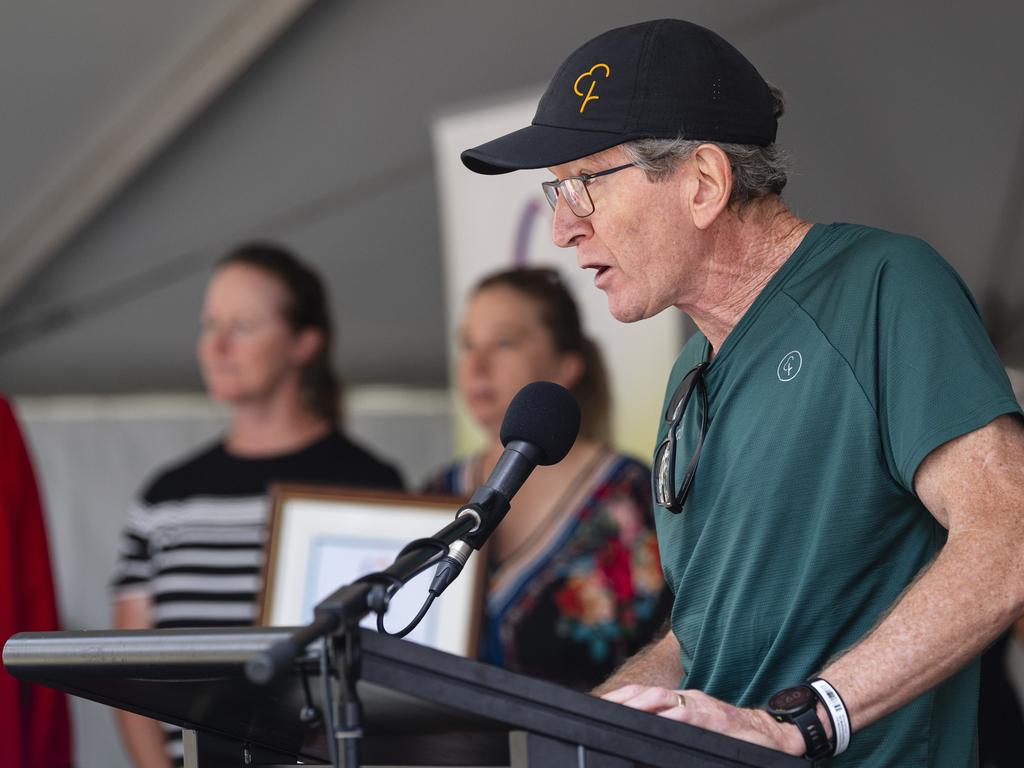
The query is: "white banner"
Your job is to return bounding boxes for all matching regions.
[431,91,682,461]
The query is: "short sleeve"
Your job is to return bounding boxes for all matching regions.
[875,240,1022,491]
[110,500,155,598]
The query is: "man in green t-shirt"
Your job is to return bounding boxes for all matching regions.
[459,18,1024,767]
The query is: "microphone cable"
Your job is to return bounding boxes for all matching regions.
[353,536,450,639]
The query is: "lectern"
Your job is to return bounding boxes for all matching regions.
[3,627,804,767]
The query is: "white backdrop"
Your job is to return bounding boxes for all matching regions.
[431,91,684,462]
[13,388,452,768]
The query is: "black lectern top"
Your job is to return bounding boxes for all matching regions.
[4,627,803,767]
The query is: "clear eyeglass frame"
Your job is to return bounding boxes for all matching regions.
[540,162,638,217]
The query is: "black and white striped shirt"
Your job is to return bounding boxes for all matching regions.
[111,430,403,762]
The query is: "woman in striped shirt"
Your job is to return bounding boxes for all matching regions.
[111,244,402,767]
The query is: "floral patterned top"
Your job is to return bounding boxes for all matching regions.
[423,448,671,691]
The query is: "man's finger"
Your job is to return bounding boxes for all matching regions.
[599,684,649,703]
[619,686,683,713]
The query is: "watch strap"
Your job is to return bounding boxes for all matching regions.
[767,684,833,762]
[788,703,832,761]
[809,678,851,756]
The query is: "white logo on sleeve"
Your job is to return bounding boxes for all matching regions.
[777,351,803,381]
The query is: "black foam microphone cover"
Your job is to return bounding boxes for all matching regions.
[498,381,581,465]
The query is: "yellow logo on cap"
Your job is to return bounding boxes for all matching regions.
[573,63,610,113]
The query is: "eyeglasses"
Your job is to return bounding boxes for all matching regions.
[654,362,709,513]
[541,162,638,217]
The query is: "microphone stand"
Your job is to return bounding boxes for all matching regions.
[245,505,495,767]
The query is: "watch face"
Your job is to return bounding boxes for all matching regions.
[768,685,815,715]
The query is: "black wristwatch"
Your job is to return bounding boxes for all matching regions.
[766,685,833,762]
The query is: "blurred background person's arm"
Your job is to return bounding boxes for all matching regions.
[112,594,172,768]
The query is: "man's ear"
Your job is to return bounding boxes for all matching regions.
[688,144,733,230]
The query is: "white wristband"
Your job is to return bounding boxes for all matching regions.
[809,678,851,756]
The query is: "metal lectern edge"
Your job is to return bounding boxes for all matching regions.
[3,627,804,768]
[359,629,804,768]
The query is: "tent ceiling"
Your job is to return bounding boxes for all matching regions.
[0,0,313,311]
[1,0,1022,394]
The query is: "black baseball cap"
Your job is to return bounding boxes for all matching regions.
[461,19,777,175]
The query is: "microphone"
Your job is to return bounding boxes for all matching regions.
[429,381,580,597]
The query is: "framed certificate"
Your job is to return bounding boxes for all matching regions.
[259,484,483,658]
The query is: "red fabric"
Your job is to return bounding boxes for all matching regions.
[0,396,72,768]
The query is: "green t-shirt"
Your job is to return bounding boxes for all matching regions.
[654,223,1021,767]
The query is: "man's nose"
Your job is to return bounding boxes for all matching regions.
[550,197,590,249]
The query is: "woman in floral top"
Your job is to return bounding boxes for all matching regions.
[423,267,670,690]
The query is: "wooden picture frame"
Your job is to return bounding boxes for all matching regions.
[259,484,484,658]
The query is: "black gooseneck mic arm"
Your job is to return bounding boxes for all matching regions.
[462,438,545,547]
[430,380,580,597]
[245,381,580,768]
[245,512,478,686]
[428,439,545,595]
[245,512,478,768]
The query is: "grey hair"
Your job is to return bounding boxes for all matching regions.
[621,84,791,207]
